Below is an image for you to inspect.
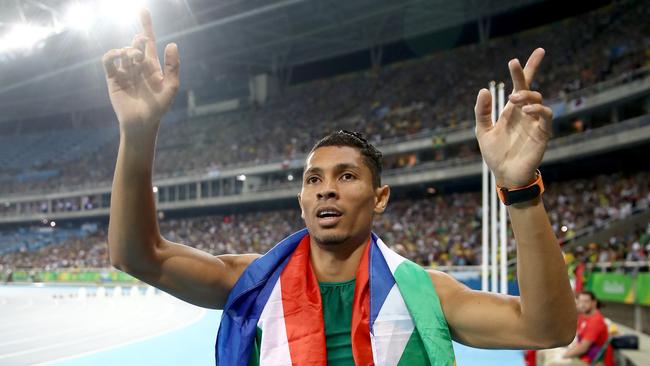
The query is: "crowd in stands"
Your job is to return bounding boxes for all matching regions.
[565,223,650,268]
[1,171,647,272]
[0,1,649,196]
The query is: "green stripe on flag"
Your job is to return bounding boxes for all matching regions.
[248,327,262,366]
[394,260,455,366]
[397,328,431,366]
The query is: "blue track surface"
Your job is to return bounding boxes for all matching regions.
[50,309,524,366]
[49,310,221,366]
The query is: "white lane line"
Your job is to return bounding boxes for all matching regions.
[0,299,61,329]
[0,307,187,360]
[0,297,174,345]
[0,301,83,337]
[0,301,136,347]
[16,299,34,310]
[34,306,208,365]
[0,326,129,360]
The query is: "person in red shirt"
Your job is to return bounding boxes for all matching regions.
[538,291,610,366]
[564,291,610,364]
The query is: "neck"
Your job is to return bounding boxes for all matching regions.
[309,235,370,282]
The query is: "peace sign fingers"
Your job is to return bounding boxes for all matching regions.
[509,48,545,93]
[523,48,545,87]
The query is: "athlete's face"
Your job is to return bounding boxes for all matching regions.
[577,294,596,314]
[298,146,389,248]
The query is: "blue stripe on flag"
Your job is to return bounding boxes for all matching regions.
[369,234,395,334]
[223,228,308,310]
[216,228,307,366]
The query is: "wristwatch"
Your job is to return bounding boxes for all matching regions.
[497,170,544,206]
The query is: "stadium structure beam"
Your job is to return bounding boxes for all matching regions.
[0,0,309,95]
[197,0,426,68]
[0,0,545,118]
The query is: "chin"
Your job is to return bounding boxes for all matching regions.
[311,230,349,247]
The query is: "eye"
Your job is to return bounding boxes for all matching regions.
[306,176,320,184]
[341,173,355,181]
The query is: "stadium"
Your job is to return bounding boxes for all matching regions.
[0,0,649,365]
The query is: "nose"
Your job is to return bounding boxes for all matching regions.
[317,182,338,200]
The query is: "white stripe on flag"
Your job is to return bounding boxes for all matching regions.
[258,280,292,365]
[370,284,415,366]
[375,236,406,274]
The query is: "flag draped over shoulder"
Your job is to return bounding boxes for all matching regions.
[215,228,455,366]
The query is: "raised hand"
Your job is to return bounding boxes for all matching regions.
[102,9,180,136]
[474,48,553,189]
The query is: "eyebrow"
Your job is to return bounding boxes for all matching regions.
[303,163,359,177]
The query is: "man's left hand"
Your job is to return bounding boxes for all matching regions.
[474,48,553,189]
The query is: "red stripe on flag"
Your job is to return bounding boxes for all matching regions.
[351,238,374,365]
[281,234,327,365]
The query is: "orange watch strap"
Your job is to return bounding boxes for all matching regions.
[496,169,544,205]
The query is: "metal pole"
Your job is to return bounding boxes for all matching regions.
[482,161,489,292]
[498,82,508,294]
[489,81,498,292]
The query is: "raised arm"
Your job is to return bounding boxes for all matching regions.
[104,9,257,309]
[431,48,577,349]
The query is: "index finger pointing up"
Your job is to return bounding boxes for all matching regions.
[139,8,158,61]
[509,58,528,92]
[523,48,545,87]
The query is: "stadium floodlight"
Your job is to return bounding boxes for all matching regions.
[99,0,147,26]
[0,23,55,53]
[64,2,95,32]
[236,174,246,181]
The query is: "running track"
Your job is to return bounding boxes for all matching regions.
[0,284,524,365]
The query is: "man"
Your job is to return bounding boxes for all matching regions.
[103,9,576,365]
[538,291,610,366]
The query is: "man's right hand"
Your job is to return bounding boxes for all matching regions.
[103,9,259,309]
[102,9,179,136]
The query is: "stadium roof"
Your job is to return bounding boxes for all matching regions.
[0,0,544,122]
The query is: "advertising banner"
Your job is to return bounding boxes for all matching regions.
[588,273,634,304]
[635,273,650,306]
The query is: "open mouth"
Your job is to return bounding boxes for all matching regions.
[316,207,343,227]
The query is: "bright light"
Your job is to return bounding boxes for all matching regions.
[41,218,49,224]
[99,0,146,26]
[0,23,55,53]
[236,175,246,181]
[152,186,158,193]
[561,225,568,233]
[65,3,95,31]
[50,221,56,227]
[287,174,294,181]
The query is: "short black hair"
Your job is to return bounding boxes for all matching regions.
[579,291,597,301]
[309,130,383,188]
[579,291,601,308]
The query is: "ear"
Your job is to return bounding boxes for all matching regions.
[373,185,390,214]
[297,193,305,220]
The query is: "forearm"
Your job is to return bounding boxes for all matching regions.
[107,128,162,272]
[510,196,576,343]
[563,341,590,358]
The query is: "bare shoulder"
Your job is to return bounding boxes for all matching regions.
[218,253,262,268]
[426,269,471,301]
[217,253,263,284]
